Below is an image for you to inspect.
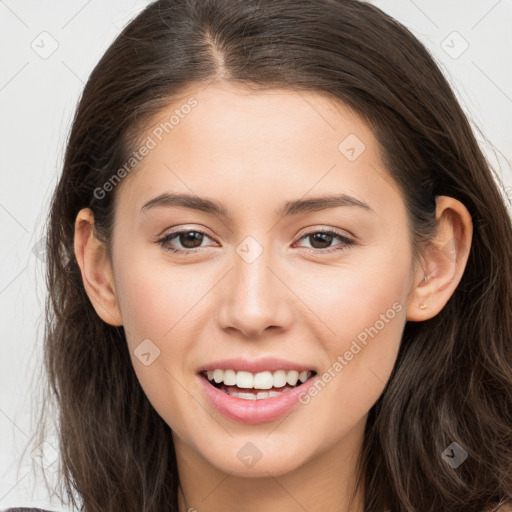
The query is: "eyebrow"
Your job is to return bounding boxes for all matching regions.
[140,192,374,217]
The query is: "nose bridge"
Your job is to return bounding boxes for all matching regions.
[217,235,292,337]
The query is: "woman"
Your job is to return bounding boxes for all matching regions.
[10,0,512,511]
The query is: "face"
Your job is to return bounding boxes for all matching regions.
[107,82,418,477]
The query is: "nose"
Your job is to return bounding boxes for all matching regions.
[216,244,294,339]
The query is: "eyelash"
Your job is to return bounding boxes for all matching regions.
[157,228,355,255]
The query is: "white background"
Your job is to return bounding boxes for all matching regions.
[1,1,511,510]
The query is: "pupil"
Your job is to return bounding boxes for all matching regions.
[181,231,202,248]
[310,233,332,249]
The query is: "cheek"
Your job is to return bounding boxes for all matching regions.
[293,238,411,351]
[112,255,217,411]
[114,254,215,343]
[289,244,410,433]
[112,256,210,433]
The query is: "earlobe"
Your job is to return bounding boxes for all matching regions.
[73,208,123,326]
[406,196,473,322]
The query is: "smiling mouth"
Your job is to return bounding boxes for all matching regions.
[200,369,317,400]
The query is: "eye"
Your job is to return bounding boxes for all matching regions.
[157,229,216,254]
[157,228,355,256]
[294,229,354,254]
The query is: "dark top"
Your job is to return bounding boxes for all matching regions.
[3,508,68,512]
[4,509,56,512]
[3,508,85,512]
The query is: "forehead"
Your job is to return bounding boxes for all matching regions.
[114,82,401,221]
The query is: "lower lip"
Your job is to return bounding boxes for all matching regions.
[198,374,317,424]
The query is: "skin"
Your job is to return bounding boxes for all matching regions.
[74,82,473,512]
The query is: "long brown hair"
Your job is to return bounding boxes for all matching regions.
[26,0,512,510]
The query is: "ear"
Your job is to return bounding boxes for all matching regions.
[406,196,473,322]
[73,208,123,326]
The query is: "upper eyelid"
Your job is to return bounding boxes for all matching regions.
[159,229,217,246]
[295,226,354,241]
[293,230,354,249]
[160,224,353,238]
[159,227,354,249]
[161,228,215,239]
[159,226,215,241]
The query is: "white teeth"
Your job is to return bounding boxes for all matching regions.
[230,391,256,400]
[227,387,295,400]
[204,368,313,389]
[236,371,254,389]
[273,370,287,388]
[223,369,237,386]
[253,371,273,389]
[286,370,299,386]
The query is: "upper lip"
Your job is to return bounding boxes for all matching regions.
[197,357,316,374]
